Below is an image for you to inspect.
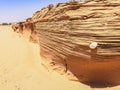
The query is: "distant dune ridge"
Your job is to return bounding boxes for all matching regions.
[12,0,120,88]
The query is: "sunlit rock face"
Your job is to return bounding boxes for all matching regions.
[12,18,38,43]
[12,22,24,33]
[15,0,120,88]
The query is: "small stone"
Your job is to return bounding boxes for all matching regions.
[89,42,98,49]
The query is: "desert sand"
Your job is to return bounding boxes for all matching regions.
[0,25,120,90]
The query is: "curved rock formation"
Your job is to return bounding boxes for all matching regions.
[12,18,38,43]
[14,0,120,88]
[12,22,24,33]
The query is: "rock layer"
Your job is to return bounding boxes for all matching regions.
[33,0,120,59]
[14,0,120,88]
[12,18,38,43]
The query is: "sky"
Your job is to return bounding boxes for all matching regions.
[0,0,69,23]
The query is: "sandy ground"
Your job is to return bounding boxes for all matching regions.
[0,25,120,90]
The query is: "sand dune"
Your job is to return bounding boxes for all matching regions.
[0,25,120,90]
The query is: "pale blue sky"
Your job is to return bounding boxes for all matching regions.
[0,0,68,23]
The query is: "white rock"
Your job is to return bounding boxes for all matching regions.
[89,42,98,49]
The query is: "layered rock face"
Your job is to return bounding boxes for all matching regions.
[12,18,38,43]
[14,0,120,88]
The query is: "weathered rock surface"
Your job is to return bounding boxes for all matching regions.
[14,0,120,88]
[12,22,24,33]
[12,18,38,43]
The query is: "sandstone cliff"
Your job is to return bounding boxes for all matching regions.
[13,0,120,88]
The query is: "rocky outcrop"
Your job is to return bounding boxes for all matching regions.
[13,0,120,88]
[12,22,24,33]
[12,18,38,43]
[32,0,120,88]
